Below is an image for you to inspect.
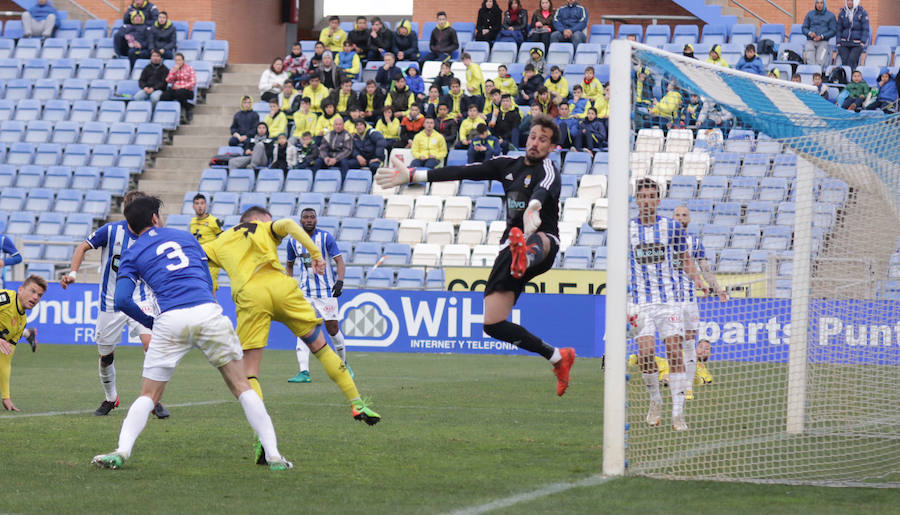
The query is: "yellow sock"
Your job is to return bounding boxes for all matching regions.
[313,345,359,402]
[247,376,263,400]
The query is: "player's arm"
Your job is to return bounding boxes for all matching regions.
[285,237,296,276]
[0,237,22,267]
[680,251,706,292]
[698,257,727,300]
[375,154,507,187]
[60,241,93,288]
[271,219,325,272]
[332,254,345,297]
[114,278,154,329]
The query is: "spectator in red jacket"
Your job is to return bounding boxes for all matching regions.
[161,52,197,121]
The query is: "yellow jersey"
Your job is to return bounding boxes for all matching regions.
[189,214,225,245]
[0,289,27,344]
[203,219,322,294]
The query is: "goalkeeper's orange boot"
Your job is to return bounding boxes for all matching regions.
[553,348,576,396]
[508,227,534,279]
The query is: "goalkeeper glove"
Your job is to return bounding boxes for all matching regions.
[375,155,429,188]
[26,329,37,353]
[523,199,542,236]
[332,280,343,298]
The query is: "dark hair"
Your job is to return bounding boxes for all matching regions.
[490,88,501,96]
[240,206,272,223]
[530,114,560,144]
[150,49,162,57]
[438,102,450,109]
[193,193,207,202]
[341,78,352,85]
[450,77,461,86]
[123,190,146,209]
[159,10,168,17]
[300,207,317,216]
[476,123,488,133]
[270,57,283,73]
[550,65,560,72]
[500,93,512,100]
[745,43,756,52]
[371,16,382,24]
[635,177,660,197]
[437,11,447,17]
[365,79,377,86]
[462,53,471,60]
[429,85,439,92]
[300,96,311,104]
[524,63,535,72]
[498,64,507,70]
[321,99,335,109]
[124,195,162,233]
[329,15,340,22]
[585,65,594,73]
[572,84,582,92]
[357,15,367,22]
[283,79,293,86]
[175,52,185,61]
[382,105,394,113]
[467,103,479,111]
[301,131,312,138]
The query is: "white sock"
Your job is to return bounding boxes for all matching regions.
[99,359,117,402]
[296,338,310,372]
[683,340,697,389]
[670,372,686,417]
[332,331,347,362]
[239,390,281,461]
[642,372,662,404]
[115,395,154,459]
[549,347,562,364]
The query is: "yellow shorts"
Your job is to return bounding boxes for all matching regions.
[208,263,220,293]
[234,270,322,351]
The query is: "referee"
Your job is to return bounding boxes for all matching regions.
[376,115,576,396]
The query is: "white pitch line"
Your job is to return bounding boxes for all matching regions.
[0,400,231,419]
[445,474,617,515]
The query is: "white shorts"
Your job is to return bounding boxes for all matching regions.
[308,296,339,321]
[95,299,159,354]
[682,301,700,332]
[632,302,684,340]
[142,303,243,382]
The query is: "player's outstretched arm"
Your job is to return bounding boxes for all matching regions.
[272,218,324,266]
[698,258,728,301]
[61,241,92,289]
[113,278,154,329]
[375,154,508,189]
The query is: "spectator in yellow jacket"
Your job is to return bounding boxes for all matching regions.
[495,64,518,97]
[263,100,288,137]
[581,65,604,104]
[313,100,341,136]
[457,103,487,149]
[318,15,347,53]
[301,75,329,114]
[544,65,569,104]
[411,117,447,168]
[706,44,730,67]
[290,97,318,143]
[462,52,486,111]
[650,81,683,124]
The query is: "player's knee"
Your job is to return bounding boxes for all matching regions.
[301,324,323,346]
[526,232,550,262]
[483,321,507,340]
[100,352,114,366]
[324,320,339,336]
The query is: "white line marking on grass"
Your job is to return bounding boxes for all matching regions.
[445,474,617,515]
[0,400,230,419]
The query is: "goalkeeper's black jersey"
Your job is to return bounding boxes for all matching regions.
[427,156,561,244]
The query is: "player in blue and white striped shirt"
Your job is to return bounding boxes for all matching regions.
[284,208,347,383]
[0,233,23,289]
[60,191,167,419]
[629,179,705,431]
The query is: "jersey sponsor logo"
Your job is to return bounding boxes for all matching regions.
[0,292,9,305]
[507,198,527,210]
[111,254,121,272]
[634,242,667,265]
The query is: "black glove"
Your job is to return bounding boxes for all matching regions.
[332,280,344,298]
[26,329,37,353]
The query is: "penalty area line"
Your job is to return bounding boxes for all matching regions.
[0,400,231,419]
[445,474,617,515]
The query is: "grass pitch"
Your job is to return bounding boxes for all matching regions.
[1,345,896,514]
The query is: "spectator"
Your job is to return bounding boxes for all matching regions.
[278,80,301,115]
[161,52,196,121]
[551,0,587,49]
[229,95,259,147]
[432,61,455,95]
[314,100,342,137]
[836,0,868,69]
[461,53,486,111]
[682,43,695,59]
[411,117,448,169]
[134,49,169,106]
[357,80,387,123]
[375,52,401,92]
[150,11,176,59]
[650,81,683,127]
[457,103,487,148]
[424,85,442,117]
[350,119,386,173]
[497,0,528,44]
[421,11,459,64]
[535,87,559,117]
[791,73,803,83]
[768,68,781,80]
[312,116,355,173]
[555,102,578,148]
[263,99,288,137]
[269,134,291,172]
[441,78,466,119]
[386,75,415,117]
[284,42,308,86]
[393,20,419,62]
[476,0,504,43]
[696,96,732,128]
[348,17,370,59]
[802,0,837,67]
[736,44,765,75]
[435,103,459,148]
[115,0,158,56]
[517,63,544,104]
[375,106,401,149]
[290,97,319,144]
[517,103,541,146]
[22,0,58,39]
[367,17,394,61]
[319,15,347,53]
[706,44,730,67]
[317,51,346,91]
[123,11,153,67]
[490,93,521,152]
[581,65,603,105]
[483,88,503,118]
[528,0,554,51]
[579,106,606,152]
[328,78,359,117]
[405,65,426,102]
[308,41,326,74]
[841,69,870,110]
[287,131,318,169]
[337,40,361,80]
[228,122,273,170]
[544,65,569,104]
[259,57,290,102]
[495,64,518,97]
[527,46,547,76]
[301,74,329,114]
[467,123,501,163]
[569,85,589,117]
[812,72,830,98]
[399,103,426,147]
[634,66,654,109]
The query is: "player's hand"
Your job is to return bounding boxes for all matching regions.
[375,154,413,188]
[332,280,344,298]
[716,289,728,302]
[312,258,326,275]
[2,398,19,412]
[523,199,542,236]
[0,339,11,355]
[25,329,36,353]
[60,271,77,289]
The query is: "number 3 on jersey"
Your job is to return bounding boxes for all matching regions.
[157,242,189,271]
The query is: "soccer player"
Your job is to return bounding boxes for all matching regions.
[0,275,44,412]
[0,233,23,289]
[188,193,225,292]
[673,206,724,393]
[630,178,706,431]
[375,115,576,395]
[202,206,380,443]
[284,208,348,383]
[61,190,169,419]
[91,196,291,471]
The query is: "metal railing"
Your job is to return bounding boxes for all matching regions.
[600,15,699,25]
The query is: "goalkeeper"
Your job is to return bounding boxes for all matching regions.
[375,115,576,396]
[0,275,44,411]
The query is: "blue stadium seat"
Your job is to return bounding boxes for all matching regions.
[573,43,603,65]
[297,192,325,215]
[284,169,313,192]
[67,38,94,60]
[59,78,87,100]
[56,19,82,39]
[0,98,15,120]
[190,21,216,41]
[130,58,149,80]
[254,168,284,192]
[343,266,363,288]
[177,39,203,61]
[25,187,53,213]
[117,145,145,172]
[342,169,372,193]
[199,168,226,192]
[134,123,162,151]
[0,39,13,59]
[0,58,21,79]
[62,212,92,239]
[759,23,785,44]
[698,175,729,200]
[88,79,115,102]
[0,165,15,188]
[47,58,75,79]
[101,59,129,81]
[0,120,25,144]
[88,144,117,167]
[673,24,700,45]
[728,176,758,201]
[818,178,848,204]
[35,211,64,236]
[383,243,411,265]
[353,242,382,265]
[338,217,368,241]
[79,121,108,144]
[368,218,399,242]
[365,267,394,287]
[152,101,180,129]
[590,24,615,45]
[759,177,790,201]
[45,166,73,189]
[463,41,489,62]
[396,268,425,289]
[459,179,488,197]
[165,214,191,232]
[313,169,342,193]
[446,149,468,167]
[546,42,574,65]
[172,21,189,42]
[453,21,475,46]
[685,198,713,224]
[202,40,229,68]
[22,58,49,79]
[32,78,60,100]
[562,151,591,176]
[107,122,135,145]
[774,201,795,226]
[644,25,671,46]
[0,189,24,214]
[702,224,730,249]
[76,58,104,80]
[761,225,792,251]
[15,165,43,188]
[326,193,356,217]
[617,24,643,41]
[473,197,502,221]
[717,248,749,273]
[15,98,43,122]
[426,268,444,290]
[34,142,62,166]
[5,212,33,235]
[563,246,592,269]
[7,78,33,101]
[238,192,268,212]
[730,24,757,46]
[712,201,742,225]
[355,195,384,219]
[50,120,79,143]
[490,41,517,64]
[7,142,35,165]
[14,38,41,59]
[83,19,108,40]
[268,192,296,218]
[211,192,239,217]
[517,41,545,63]
[71,165,100,188]
[731,224,761,250]
[54,189,82,212]
[70,99,98,122]
[813,202,837,230]
[194,60,213,89]
[83,190,112,217]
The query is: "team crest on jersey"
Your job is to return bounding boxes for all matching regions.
[524,174,532,187]
[10,316,17,326]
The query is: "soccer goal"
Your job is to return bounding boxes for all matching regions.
[602,39,900,487]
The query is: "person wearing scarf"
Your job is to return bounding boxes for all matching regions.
[476,0,504,42]
[498,0,528,44]
[150,11,176,59]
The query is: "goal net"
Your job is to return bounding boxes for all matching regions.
[602,40,900,487]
